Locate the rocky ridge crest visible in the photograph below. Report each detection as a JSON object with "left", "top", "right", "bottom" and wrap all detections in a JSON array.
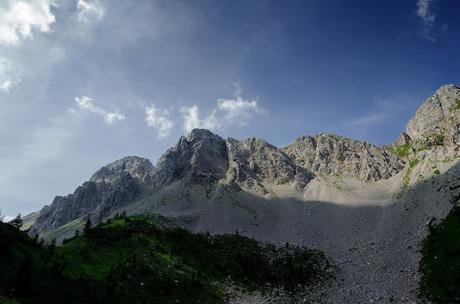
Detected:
[{"left": 283, "top": 133, "right": 404, "bottom": 181}]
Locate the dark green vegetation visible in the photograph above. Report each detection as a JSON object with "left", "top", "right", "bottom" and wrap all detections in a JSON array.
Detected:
[
  {"left": 420, "top": 206, "right": 460, "bottom": 303},
  {"left": 455, "top": 99, "right": 460, "bottom": 110},
  {"left": 391, "top": 143, "right": 412, "bottom": 157},
  {"left": 434, "top": 133, "right": 445, "bottom": 146},
  {"left": 402, "top": 158, "right": 420, "bottom": 190},
  {"left": 0, "top": 215, "right": 332, "bottom": 304},
  {"left": 409, "top": 159, "right": 420, "bottom": 168}
]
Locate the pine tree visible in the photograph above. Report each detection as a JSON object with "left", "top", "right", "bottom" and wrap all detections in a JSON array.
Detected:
[
  {"left": 9, "top": 214, "right": 23, "bottom": 229},
  {"left": 84, "top": 217, "right": 92, "bottom": 233}
]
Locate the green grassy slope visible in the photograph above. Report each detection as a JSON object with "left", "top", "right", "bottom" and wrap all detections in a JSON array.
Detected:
[
  {"left": 0, "top": 215, "right": 332, "bottom": 304},
  {"left": 420, "top": 206, "right": 460, "bottom": 303}
]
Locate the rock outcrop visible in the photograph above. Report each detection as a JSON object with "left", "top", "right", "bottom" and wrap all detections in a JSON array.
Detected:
[
  {"left": 149, "top": 129, "right": 229, "bottom": 188},
  {"left": 29, "top": 157, "right": 151, "bottom": 235},
  {"left": 406, "top": 85, "right": 460, "bottom": 141},
  {"left": 226, "top": 137, "right": 312, "bottom": 194},
  {"left": 399, "top": 85, "right": 460, "bottom": 156},
  {"left": 283, "top": 133, "right": 405, "bottom": 181},
  {"left": 90, "top": 156, "right": 153, "bottom": 184}
]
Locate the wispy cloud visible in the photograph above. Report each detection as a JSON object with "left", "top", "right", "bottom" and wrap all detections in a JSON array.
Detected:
[
  {"left": 145, "top": 105, "right": 174, "bottom": 138},
  {"left": 348, "top": 112, "right": 387, "bottom": 127},
  {"left": 0, "top": 0, "right": 56, "bottom": 46},
  {"left": 74, "top": 96, "right": 126, "bottom": 124},
  {"left": 180, "top": 83, "right": 263, "bottom": 133},
  {"left": 415, "top": 0, "right": 437, "bottom": 41},
  {"left": 180, "top": 105, "right": 219, "bottom": 133},
  {"left": 347, "top": 95, "right": 412, "bottom": 128},
  {"left": 217, "top": 97, "right": 262, "bottom": 125},
  {"left": 416, "top": 0, "right": 436, "bottom": 25},
  {"left": 77, "top": 0, "right": 105, "bottom": 23},
  {"left": 0, "top": 58, "right": 21, "bottom": 93}
]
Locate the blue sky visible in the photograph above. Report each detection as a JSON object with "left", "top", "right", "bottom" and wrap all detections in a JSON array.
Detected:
[{"left": 0, "top": 0, "right": 459, "bottom": 217}]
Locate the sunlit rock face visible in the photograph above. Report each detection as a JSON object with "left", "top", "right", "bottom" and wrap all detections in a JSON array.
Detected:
[
  {"left": 404, "top": 85, "right": 460, "bottom": 154},
  {"left": 283, "top": 133, "right": 404, "bottom": 181}
]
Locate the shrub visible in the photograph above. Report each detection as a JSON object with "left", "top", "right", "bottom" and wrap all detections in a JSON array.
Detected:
[
  {"left": 402, "top": 159, "right": 420, "bottom": 190},
  {"left": 409, "top": 159, "right": 420, "bottom": 168},
  {"left": 434, "top": 134, "right": 444, "bottom": 146},
  {"left": 392, "top": 144, "right": 412, "bottom": 157}
]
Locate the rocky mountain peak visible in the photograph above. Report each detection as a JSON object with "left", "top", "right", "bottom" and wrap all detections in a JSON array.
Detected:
[
  {"left": 405, "top": 84, "right": 460, "bottom": 141},
  {"left": 89, "top": 156, "right": 154, "bottom": 184},
  {"left": 186, "top": 128, "right": 222, "bottom": 142},
  {"left": 149, "top": 129, "right": 228, "bottom": 188},
  {"left": 392, "top": 84, "right": 460, "bottom": 158}
]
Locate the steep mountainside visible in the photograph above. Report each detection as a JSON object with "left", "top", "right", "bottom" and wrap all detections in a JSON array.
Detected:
[
  {"left": 29, "top": 156, "right": 153, "bottom": 235},
  {"left": 394, "top": 84, "right": 460, "bottom": 159},
  {"left": 25, "top": 84, "right": 460, "bottom": 303}
]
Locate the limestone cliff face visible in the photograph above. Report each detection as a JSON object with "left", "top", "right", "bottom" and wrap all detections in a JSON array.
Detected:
[
  {"left": 392, "top": 85, "right": 460, "bottom": 158},
  {"left": 406, "top": 85, "right": 460, "bottom": 142},
  {"left": 29, "top": 157, "right": 151, "bottom": 235},
  {"left": 149, "top": 129, "right": 229, "bottom": 189},
  {"left": 226, "top": 137, "right": 312, "bottom": 194},
  {"left": 283, "top": 133, "right": 405, "bottom": 182},
  {"left": 89, "top": 156, "right": 153, "bottom": 184}
]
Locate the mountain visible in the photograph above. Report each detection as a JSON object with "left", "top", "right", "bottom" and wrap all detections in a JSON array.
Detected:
[
  {"left": 29, "top": 128, "right": 407, "bottom": 237},
  {"left": 26, "top": 84, "right": 460, "bottom": 303}
]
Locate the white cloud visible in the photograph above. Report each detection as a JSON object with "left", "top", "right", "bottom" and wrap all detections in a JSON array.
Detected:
[
  {"left": 217, "top": 97, "right": 262, "bottom": 125},
  {"left": 180, "top": 105, "right": 219, "bottom": 133},
  {"left": 180, "top": 83, "right": 263, "bottom": 133},
  {"left": 0, "top": 80, "right": 13, "bottom": 92},
  {"left": 0, "top": 57, "right": 21, "bottom": 93},
  {"left": 416, "top": 0, "right": 436, "bottom": 25},
  {"left": 0, "top": 0, "right": 56, "bottom": 46},
  {"left": 217, "top": 81, "right": 262, "bottom": 125},
  {"left": 74, "top": 96, "right": 125, "bottom": 124},
  {"left": 77, "top": 0, "right": 105, "bottom": 23},
  {"left": 416, "top": 0, "right": 437, "bottom": 41},
  {"left": 145, "top": 105, "right": 174, "bottom": 138}
]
